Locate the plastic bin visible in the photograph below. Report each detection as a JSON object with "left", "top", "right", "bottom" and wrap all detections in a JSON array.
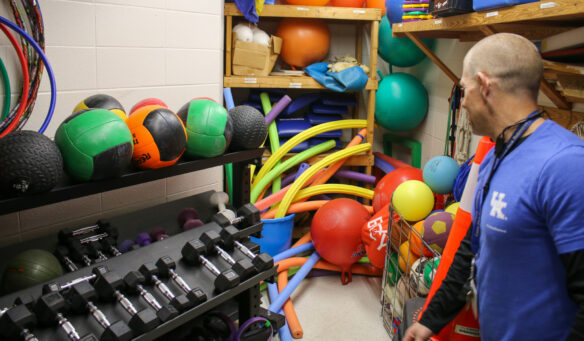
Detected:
[{"left": 251, "top": 214, "right": 295, "bottom": 257}]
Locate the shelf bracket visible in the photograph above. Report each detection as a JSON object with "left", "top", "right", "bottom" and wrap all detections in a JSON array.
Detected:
[{"left": 404, "top": 32, "right": 460, "bottom": 86}]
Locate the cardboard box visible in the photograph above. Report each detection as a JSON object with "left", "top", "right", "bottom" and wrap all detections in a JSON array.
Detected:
[{"left": 232, "top": 33, "right": 282, "bottom": 76}]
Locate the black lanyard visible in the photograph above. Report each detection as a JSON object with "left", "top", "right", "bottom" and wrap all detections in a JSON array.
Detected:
[{"left": 470, "top": 109, "right": 543, "bottom": 253}]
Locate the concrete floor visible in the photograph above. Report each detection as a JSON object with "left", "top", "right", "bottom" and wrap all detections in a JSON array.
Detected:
[{"left": 261, "top": 275, "right": 391, "bottom": 340}]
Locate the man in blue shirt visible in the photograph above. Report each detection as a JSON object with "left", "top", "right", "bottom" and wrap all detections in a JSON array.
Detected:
[{"left": 404, "top": 33, "right": 584, "bottom": 340}]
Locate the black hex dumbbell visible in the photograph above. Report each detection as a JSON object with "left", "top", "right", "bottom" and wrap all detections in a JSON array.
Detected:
[
  {"left": 42, "top": 266, "right": 109, "bottom": 295},
  {"left": 220, "top": 225, "right": 273, "bottom": 272},
  {"left": 155, "top": 256, "right": 207, "bottom": 306},
  {"left": 93, "top": 269, "right": 159, "bottom": 334},
  {"left": 57, "top": 220, "right": 112, "bottom": 244},
  {"left": 0, "top": 303, "right": 39, "bottom": 341},
  {"left": 123, "top": 271, "right": 178, "bottom": 323},
  {"left": 139, "top": 263, "right": 192, "bottom": 312},
  {"left": 65, "top": 239, "right": 94, "bottom": 267},
  {"left": 100, "top": 237, "right": 122, "bottom": 257},
  {"left": 55, "top": 245, "right": 79, "bottom": 272},
  {"left": 181, "top": 238, "right": 240, "bottom": 293},
  {"left": 200, "top": 230, "right": 256, "bottom": 280},
  {"left": 35, "top": 291, "right": 98, "bottom": 340},
  {"left": 66, "top": 281, "right": 133, "bottom": 341},
  {"left": 212, "top": 203, "right": 260, "bottom": 229}
]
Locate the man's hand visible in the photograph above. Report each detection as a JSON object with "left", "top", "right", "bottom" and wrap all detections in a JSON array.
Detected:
[{"left": 403, "top": 322, "right": 433, "bottom": 341}]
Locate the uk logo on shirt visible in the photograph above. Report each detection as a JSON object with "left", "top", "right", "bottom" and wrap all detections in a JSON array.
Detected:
[{"left": 489, "top": 191, "right": 508, "bottom": 221}]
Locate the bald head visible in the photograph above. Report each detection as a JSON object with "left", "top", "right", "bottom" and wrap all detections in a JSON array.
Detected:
[{"left": 463, "top": 33, "right": 543, "bottom": 100}]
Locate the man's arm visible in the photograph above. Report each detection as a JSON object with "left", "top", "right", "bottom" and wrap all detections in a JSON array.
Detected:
[
  {"left": 417, "top": 225, "right": 475, "bottom": 334},
  {"left": 560, "top": 250, "right": 584, "bottom": 341}
]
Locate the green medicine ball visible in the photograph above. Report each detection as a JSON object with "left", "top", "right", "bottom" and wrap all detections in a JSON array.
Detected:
[
  {"left": 177, "top": 99, "right": 233, "bottom": 158},
  {"left": 55, "top": 108, "right": 133, "bottom": 181},
  {"left": 1, "top": 249, "right": 63, "bottom": 295}
]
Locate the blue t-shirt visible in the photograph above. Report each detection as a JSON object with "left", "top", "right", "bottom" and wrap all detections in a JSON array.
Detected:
[{"left": 473, "top": 120, "right": 584, "bottom": 341}]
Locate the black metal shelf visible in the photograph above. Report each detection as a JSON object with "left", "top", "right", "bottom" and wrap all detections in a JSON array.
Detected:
[{"left": 0, "top": 148, "right": 263, "bottom": 215}]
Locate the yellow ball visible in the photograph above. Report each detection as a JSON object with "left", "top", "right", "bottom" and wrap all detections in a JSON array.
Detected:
[
  {"left": 445, "top": 202, "right": 460, "bottom": 215},
  {"left": 392, "top": 180, "right": 434, "bottom": 221}
]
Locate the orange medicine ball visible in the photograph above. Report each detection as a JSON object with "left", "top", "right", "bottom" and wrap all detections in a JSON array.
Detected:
[
  {"left": 276, "top": 18, "right": 330, "bottom": 68},
  {"left": 125, "top": 105, "right": 187, "bottom": 169}
]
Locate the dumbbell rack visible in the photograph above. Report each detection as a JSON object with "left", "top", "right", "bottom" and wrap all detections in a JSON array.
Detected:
[{"left": 0, "top": 191, "right": 278, "bottom": 340}]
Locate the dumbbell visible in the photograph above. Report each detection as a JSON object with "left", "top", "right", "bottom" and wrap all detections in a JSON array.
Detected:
[
  {"left": 220, "top": 225, "right": 273, "bottom": 272},
  {"left": 211, "top": 203, "right": 260, "bottom": 229},
  {"left": 210, "top": 192, "right": 236, "bottom": 221},
  {"left": 200, "top": 230, "right": 256, "bottom": 280},
  {"left": 66, "top": 281, "right": 133, "bottom": 341},
  {"left": 35, "top": 291, "right": 98, "bottom": 340},
  {"left": 118, "top": 240, "right": 138, "bottom": 254},
  {"left": 65, "top": 239, "right": 94, "bottom": 267},
  {"left": 100, "top": 237, "right": 122, "bottom": 257},
  {"left": 149, "top": 228, "right": 169, "bottom": 241},
  {"left": 178, "top": 208, "right": 205, "bottom": 231},
  {"left": 43, "top": 266, "right": 109, "bottom": 295},
  {"left": 0, "top": 304, "right": 39, "bottom": 341},
  {"left": 155, "top": 256, "right": 207, "bottom": 306},
  {"left": 181, "top": 238, "right": 240, "bottom": 293},
  {"left": 92, "top": 269, "right": 159, "bottom": 334},
  {"left": 123, "top": 271, "right": 179, "bottom": 322},
  {"left": 86, "top": 240, "right": 109, "bottom": 262},
  {"left": 55, "top": 245, "right": 79, "bottom": 272},
  {"left": 139, "top": 263, "right": 192, "bottom": 312},
  {"left": 57, "top": 219, "right": 111, "bottom": 243}
]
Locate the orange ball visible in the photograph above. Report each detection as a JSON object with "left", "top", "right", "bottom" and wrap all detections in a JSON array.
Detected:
[
  {"left": 276, "top": 18, "right": 330, "bottom": 68},
  {"left": 398, "top": 240, "right": 419, "bottom": 274},
  {"left": 331, "top": 0, "right": 365, "bottom": 6},
  {"left": 366, "top": 0, "right": 386, "bottom": 14},
  {"left": 125, "top": 106, "right": 187, "bottom": 169},
  {"left": 409, "top": 220, "right": 435, "bottom": 257}
]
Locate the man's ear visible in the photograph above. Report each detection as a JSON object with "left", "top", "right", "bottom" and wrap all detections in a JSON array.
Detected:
[{"left": 476, "top": 72, "right": 491, "bottom": 98}]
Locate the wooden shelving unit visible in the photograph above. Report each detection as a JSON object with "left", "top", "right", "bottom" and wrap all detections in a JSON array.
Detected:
[
  {"left": 391, "top": 0, "right": 584, "bottom": 112},
  {"left": 224, "top": 3, "right": 381, "bottom": 175}
]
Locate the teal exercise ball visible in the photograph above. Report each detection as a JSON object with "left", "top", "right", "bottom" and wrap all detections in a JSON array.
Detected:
[
  {"left": 378, "top": 15, "right": 434, "bottom": 67},
  {"left": 375, "top": 72, "right": 428, "bottom": 132},
  {"left": 423, "top": 155, "right": 460, "bottom": 194}
]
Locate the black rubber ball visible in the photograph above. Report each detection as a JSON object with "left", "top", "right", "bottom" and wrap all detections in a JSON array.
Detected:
[
  {"left": 228, "top": 105, "right": 268, "bottom": 151},
  {"left": 0, "top": 130, "right": 63, "bottom": 196}
]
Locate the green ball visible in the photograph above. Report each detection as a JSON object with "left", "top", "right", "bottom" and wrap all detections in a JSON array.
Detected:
[
  {"left": 423, "top": 256, "right": 440, "bottom": 289},
  {"left": 378, "top": 15, "right": 435, "bottom": 67},
  {"left": 375, "top": 72, "right": 428, "bottom": 132},
  {"left": 2, "top": 249, "right": 63, "bottom": 295},
  {"left": 386, "top": 252, "right": 401, "bottom": 286},
  {"left": 177, "top": 99, "right": 233, "bottom": 158},
  {"left": 55, "top": 108, "right": 134, "bottom": 181}
]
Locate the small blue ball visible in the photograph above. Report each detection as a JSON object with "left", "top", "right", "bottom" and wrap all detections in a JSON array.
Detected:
[{"left": 423, "top": 156, "right": 460, "bottom": 194}]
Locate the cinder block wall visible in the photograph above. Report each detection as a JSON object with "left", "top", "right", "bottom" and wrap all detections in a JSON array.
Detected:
[{"left": 0, "top": 1, "right": 225, "bottom": 247}]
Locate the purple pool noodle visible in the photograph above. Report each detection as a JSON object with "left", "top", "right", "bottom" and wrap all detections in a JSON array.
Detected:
[
  {"left": 269, "top": 252, "right": 321, "bottom": 313},
  {"left": 273, "top": 242, "right": 315, "bottom": 263},
  {"left": 334, "top": 169, "right": 376, "bottom": 184},
  {"left": 403, "top": 7, "right": 429, "bottom": 11},
  {"left": 374, "top": 156, "right": 395, "bottom": 174},
  {"left": 223, "top": 88, "right": 235, "bottom": 110},
  {"left": 281, "top": 173, "right": 297, "bottom": 187},
  {"left": 268, "top": 283, "right": 293, "bottom": 341},
  {"left": 295, "top": 163, "right": 310, "bottom": 181},
  {"left": 265, "top": 95, "right": 292, "bottom": 125},
  {"left": 312, "top": 194, "right": 332, "bottom": 201}
]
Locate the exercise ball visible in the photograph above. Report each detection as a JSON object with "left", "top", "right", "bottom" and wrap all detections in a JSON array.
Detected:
[
  {"left": 74, "top": 94, "right": 127, "bottom": 120},
  {"left": 373, "top": 166, "right": 423, "bottom": 213},
  {"left": 423, "top": 155, "right": 460, "bottom": 194},
  {"left": 386, "top": 252, "right": 401, "bottom": 285},
  {"left": 445, "top": 202, "right": 460, "bottom": 215},
  {"left": 331, "top": 0, "right": 366, "bottom": 7},
  {"left": 55, "top": 109, "right": 133, "bottom": 181},
  {"left": 392, "top": 180, "right": 434, "bottom": 221},
  {"left": 311, "top": 198, "right": 371, "bottom": 284},
  {"left": 378, "top": 15, "right": 434, "bottom": 67},
  {"left": 398, "top": 240, "right": 418, "bottom": 274},
  {"left": 177, "top": 98, "right": 233, "bottom": 158},
  {"left": 421, "top": 211, "right": 454, "bottom": 253},
  {"left": 129, "top": 98, "right": 168, "bottom": 116},
  {"left": 276, "top": 18, "right": 330, "bottom": 68},
  {"left": 386, "top": 0, "right": 404, "bottom": 24},
  {"left": 125, "top": 106, "right": 187, "bottom": 169},
  {"left": 0, "top": 131, "right": 63, "bottom": 196},
  {"left": 367, "top": 0, "right": 386, "bottom": 14},
  {"left": 228, "top": 105, "right": 268, "bottom": 151},
  {"left": 1, "top": 249, "right": 63, "bottom": 295},
  {"left": 375, "top": 72, "right": 428, "bottom": 132},
  {"left": 409, "top": 220, "right": 435, "bottom": 257},
  {"left": 410, "top": 257, "right": 431, "bottom": 295},
  {"left": 424, "top": 256, "right": 440, "bottom": 289}
]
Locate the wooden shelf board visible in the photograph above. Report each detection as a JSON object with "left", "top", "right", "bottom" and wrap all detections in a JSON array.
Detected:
[
  {"left": 392, "top": 0, "right": 584, "bottom": 39},
  {"left": 224, "top": 75, "right": 378, "bottom": 90},
  {"left": 225, "top": 3, "right": 382, "bottom": 21}
]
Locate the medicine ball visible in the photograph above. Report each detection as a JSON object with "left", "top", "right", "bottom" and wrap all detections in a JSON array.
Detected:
[
  {"left": 125, "top": 106, "right": 187, "bottom": 169},
  {"left": 0, "top": 130, "right": 63, "bottom": 196},
  {"left": 74, "top": 94, "right": 127, "bottom": 120},
  {"left": 1, "top": 249, "right": 63, "bottom": 295},
  {"left": 129, "top": 98, "right": 168, "bottom": 116},
  {"left": 55, "top": 108, "right": 133, "bottom": 181},
  {"left": 228, "top": 105, "right": 267, "bottom": 151},
  {"left": 177, "top": 98, "right": 233, "bottom": 158}
]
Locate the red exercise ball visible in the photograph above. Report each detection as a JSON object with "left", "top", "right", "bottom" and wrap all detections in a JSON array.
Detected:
[
  {"left": 130, "top": 98, "right": 168, "bottom": 116},
  {"left": 331, "top": 0, "right": 366, "bottom": 7},
  {"left": 372, "top": 166, "right": 423, "bottom": 213},
  {"left": 311, "top": 198, "right": 371, "bottom": 284},
  {"left": 276, "top": 18, "right": 330, "bottom": 68}
]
